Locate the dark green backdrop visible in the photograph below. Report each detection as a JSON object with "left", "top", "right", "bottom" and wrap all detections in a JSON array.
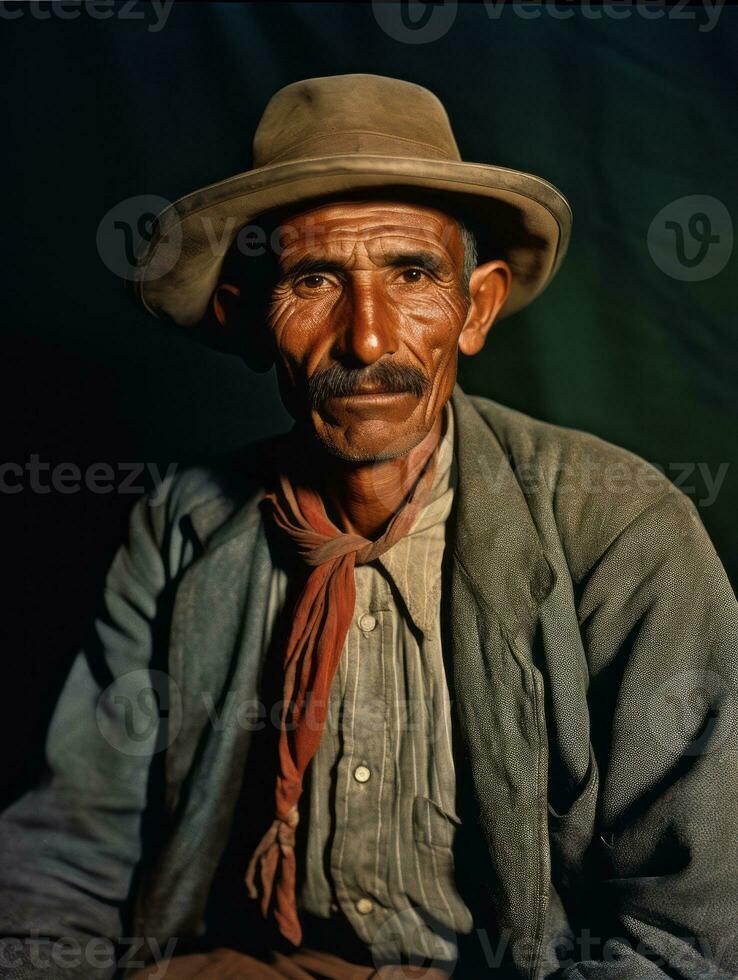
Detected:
[{"left": 3, "top": 0, "right": 736, "bottom": 803}]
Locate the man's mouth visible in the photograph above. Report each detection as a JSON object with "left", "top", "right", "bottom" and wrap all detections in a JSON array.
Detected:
[
  {"left": 334, "top": 385, "right": 408, "bottom": 398},
  {"left": 321, "top": 387, "right": 417, "bottom": 419}
]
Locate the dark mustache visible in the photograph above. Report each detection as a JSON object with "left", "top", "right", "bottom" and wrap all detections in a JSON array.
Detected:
[{"left": 308, "top": 361, "right": 429, "bottom": 407}]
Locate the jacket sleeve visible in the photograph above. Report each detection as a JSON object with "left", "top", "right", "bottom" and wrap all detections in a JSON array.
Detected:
[
  {"left": 0, "top": 491, "right": 173, "bottom": 980},
  {"left": 564, "top": 487, "right": 738, "bottom": 980}
]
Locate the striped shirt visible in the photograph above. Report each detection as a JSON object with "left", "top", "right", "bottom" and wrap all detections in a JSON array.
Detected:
[{"left": 262, "top": 399, "right": 472, "bottom": 966}]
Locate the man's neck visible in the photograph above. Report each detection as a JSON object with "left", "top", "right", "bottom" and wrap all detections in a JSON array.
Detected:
[{"left": 313, "top": 413, "right": 445, "bottom": 540}]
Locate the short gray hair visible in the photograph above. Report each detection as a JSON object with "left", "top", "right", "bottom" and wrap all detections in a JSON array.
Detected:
[{"left": 458, "top": 221, "right": 478, "bottom": 298}]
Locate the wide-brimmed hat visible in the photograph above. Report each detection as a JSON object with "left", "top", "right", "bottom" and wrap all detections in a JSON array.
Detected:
[{"left": 132, "top": 74, "right": 571, "bottom": 338}]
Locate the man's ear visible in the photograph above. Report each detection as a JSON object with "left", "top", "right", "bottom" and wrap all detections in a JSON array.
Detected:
[
  {"left": 458, "top": 260, "right": 512, "bottom": 357},
  {"left": 212, "top": 282, "right": 242, "bottom": 328},
  {"left": 209, "top": 281, "right": 275, "bottom": 371}
]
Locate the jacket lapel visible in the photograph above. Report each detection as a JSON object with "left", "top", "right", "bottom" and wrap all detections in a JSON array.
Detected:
[
  {"left": 132, "top": 482, "right": 279, "bottom": 947},
  {"left": 448, "top": 385, "right": 555, "bottom": 979},
  {"left": 164, "top": 491, "right": 269, "bottom": 811},
  {"left": 163, "top": 434, "right": 296, "bottom": 813}
]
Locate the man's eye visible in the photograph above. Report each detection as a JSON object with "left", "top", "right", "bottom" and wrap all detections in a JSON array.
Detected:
[
  {"left": 297, "top": 274, "right": 327, "bottom": 289},
  {"left": 400, "top": 268, "right": 426, "bottom": 283}
]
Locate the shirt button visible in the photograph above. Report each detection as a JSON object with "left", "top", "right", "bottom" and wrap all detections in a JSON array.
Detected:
[
  {"left": 355, "top": 898, "right": 374, "bottom": 915},
  {"left": 353, "top": 764, "right": 371, "bottom": 783},
  {"left": 358, "top": 613, "right": 377, "bottom": 632}
]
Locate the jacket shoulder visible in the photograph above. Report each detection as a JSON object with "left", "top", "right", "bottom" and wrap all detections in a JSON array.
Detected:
[
  {"left": 148, "top": 433, "right": 285, "bottom": 546},
  {"left": 466, "top": 394, "right": 693, "bottom": 581},
  {"left": 467, "top": 394, "right": 668, "bottom": 481}
]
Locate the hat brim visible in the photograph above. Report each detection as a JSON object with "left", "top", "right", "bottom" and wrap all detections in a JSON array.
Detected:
[{"left": 132, "top": 154, "right": 571, "bottom": 333}]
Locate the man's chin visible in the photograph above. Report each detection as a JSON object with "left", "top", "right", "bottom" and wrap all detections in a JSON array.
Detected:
[
  {"left": 311, "top": 422, "right": 427, "bottom": 465},
  {"left": 321, "top": 443, "right": 407, "bottom": 464}
]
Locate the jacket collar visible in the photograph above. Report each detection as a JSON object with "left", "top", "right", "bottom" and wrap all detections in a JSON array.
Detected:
[{"left": 449, "top": 383, "right": 554, "bottom": 640}]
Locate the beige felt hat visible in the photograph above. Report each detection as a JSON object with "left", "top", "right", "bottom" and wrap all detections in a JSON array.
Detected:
[{"left": 132, "top": 73, "right": 571, "bottom": 336}]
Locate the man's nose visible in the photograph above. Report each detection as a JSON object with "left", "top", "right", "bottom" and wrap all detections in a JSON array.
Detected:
[{"left": 332, "top": 276, "right": 397, "bottom": 366}]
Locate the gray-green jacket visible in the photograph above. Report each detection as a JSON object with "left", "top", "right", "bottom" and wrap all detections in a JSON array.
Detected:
[{"left": 1, "top": 385, "right": 736, "bottom": 979}]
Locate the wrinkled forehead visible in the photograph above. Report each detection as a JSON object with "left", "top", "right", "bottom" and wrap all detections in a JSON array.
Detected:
[{"left": 274, "top": 199, "right": 463, "bottom": 260}]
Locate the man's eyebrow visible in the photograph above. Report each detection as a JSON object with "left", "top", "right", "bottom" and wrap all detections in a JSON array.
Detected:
[
  {"left": 279, "top": 255, "right": 348, "bottom": 280},
  {"left": 279, "top": 249, "right": 450, "bottom": 280},
  {"left": 379, "top": 249, "right": 448, "bottom": 273}
]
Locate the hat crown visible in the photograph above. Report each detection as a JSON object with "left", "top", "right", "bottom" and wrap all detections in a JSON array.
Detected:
[{"left": 252, "top": 74, "right": 461, "bottom": 168}]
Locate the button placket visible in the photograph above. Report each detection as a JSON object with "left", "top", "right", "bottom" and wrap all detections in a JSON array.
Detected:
[
  {"left": 330, "top": 570, "right": 392, "bottom": 935},
  {"left": 355, "top": 611, "right": 388, "bottom": 927}
]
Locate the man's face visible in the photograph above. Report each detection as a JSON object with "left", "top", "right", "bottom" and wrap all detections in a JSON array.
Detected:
[{"left": 265, "top": 200, "right": 471, "bottom": 463}]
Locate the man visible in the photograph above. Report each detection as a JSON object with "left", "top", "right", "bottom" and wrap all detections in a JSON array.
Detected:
[{"left": 1, "top": 74, "right": 736, "bottom": 980}]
